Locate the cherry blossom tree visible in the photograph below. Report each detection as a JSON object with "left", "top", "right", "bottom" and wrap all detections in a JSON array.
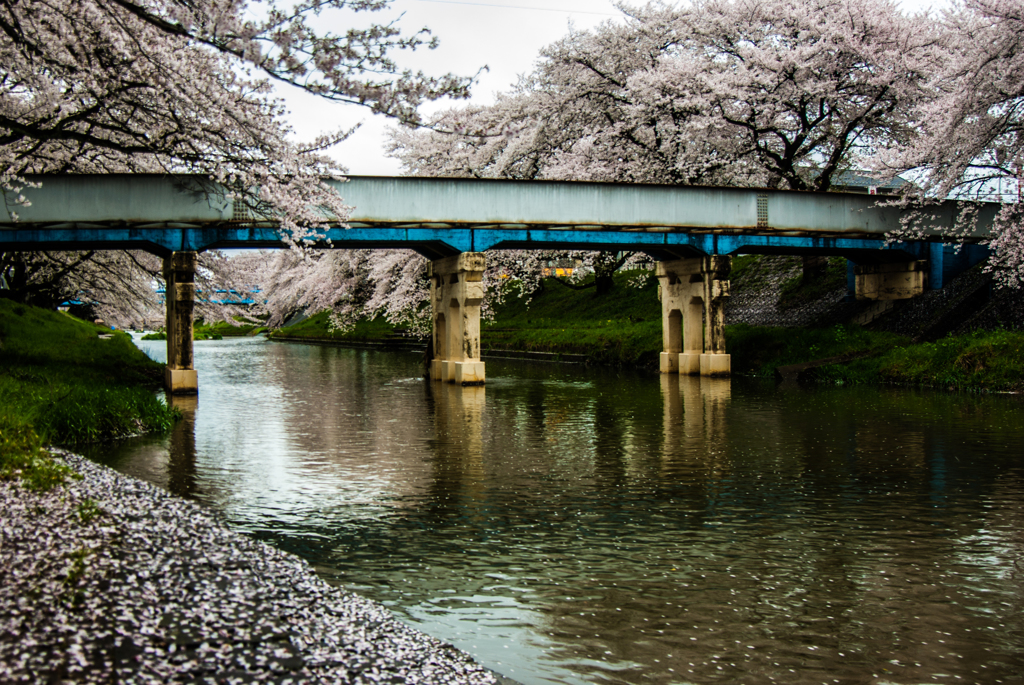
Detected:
[
  {"left": 1, "top": 0, "right": 472, "bottom": 321},
  {"left": 386, "top": 0, "right": 939, "bottom": 292},
  {"left": 876, "top": 0, "right": 1024, "bottom": 287},
  {"left": 0, "top": 248, "right": 253, "bottom": 328},
  {"left": 0, "top": 251, "right": 161, "bottom": 325},
  {"left": 252, "top": 248, "right": 432, "bottom": 333},
  {"left": 392, "top": 0, "right": 936, "bottom": 190}
]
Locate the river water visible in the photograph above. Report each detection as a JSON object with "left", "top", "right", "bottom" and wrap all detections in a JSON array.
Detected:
[{"left": 85, "top": 335, "right": 1024, "bottom": 684}]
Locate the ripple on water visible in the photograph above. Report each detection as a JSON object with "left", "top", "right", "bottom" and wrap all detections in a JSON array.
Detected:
[{"left": 90, "top": 341, "right": 1024, "bottom": 685}]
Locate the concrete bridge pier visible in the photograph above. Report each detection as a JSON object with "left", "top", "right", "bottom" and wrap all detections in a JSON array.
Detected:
[
  {"left": 163, "top": 251, "right": 199, "bottom": 394},
  {"left": 657, "top": 256, "right": 732, "bottom": 376},
  {"left": 854, "top": 261, "right": 928, "bottom": 300},
  {"left": 428, "top": 253, "right": 486, "bottom": 385}
]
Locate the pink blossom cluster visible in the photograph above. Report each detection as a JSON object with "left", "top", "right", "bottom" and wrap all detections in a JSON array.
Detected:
[
  {"left": 1, "top": 0, "right": 472, "bottom": 320},
  {"left": 386, "top": 0, "right": 1024, "bottom": 288}
]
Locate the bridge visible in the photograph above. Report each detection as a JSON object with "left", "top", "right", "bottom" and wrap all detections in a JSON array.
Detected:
[{"left": 1, "top": 174, "right": 998, "bottom": 390}]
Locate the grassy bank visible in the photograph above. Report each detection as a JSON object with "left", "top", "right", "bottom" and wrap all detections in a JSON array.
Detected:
[
  {"left": 267, "top": 311, "right": 403, "bottom": 342},
  {"left": 143, "top": 318, "right": 266, "bottom": 341},
  {"left": 0, "top": 300, "right": 177, "bottom": 485},
  {"left": 483, "top": 273, "right": 662, "bottom": 366},
  {"left": 727, "top": 323, "right": 908, "bottom": 375},
  {"left": 816, "top": 328, "right": 1024, "bottom": 392}
]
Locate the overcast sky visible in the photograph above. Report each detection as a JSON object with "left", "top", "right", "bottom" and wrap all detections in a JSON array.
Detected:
[{"left": 277, "top": 0, "right": 941, "bottom": 177}]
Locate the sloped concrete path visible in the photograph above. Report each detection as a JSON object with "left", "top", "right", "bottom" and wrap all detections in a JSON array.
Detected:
[{"left": 0, "top": 451, "right": 497, "bottom": 685}]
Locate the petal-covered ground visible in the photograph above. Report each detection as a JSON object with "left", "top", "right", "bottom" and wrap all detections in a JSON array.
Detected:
[{"left": 0, "top": 451, "right": 498, "bottom": 684}]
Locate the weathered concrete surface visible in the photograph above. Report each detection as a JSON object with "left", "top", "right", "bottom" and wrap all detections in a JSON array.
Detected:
[
  {"left": 855, "top": 261, "right": 927, "bottom": 301},
  {"left": 0, "top": 451, "right": 498, "bottom": 684},
  {"left": 163, "top": 252, "right": 198, "bottom": 394},
  {"left": 656, "top": 258, "right": 703, "bottom": 374},
  {"left": 429, "top": 253, "right": 486, "bottom": 385},
  {"left": 656, "top": 256, "right": 732, "bottom": 376}
]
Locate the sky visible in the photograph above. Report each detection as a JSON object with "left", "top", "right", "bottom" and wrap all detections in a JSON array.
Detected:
[{"left": 277, "top": 0, "right": 941, "bottom": 177}]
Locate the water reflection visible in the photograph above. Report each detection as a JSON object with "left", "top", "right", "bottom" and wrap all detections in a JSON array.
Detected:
[
  {"left": 84, "top": 338, "right": 1024, "bottom": 685},
  {"left": 661, "top": 375, "right": 732, "bottom": 460},
  {"left": 167, "top": 395, "right": 198, "bottom": 498}
]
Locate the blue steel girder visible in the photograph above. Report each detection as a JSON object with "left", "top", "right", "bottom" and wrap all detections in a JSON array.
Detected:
[
  {"left": 0, "top": 174, "right": 1000, "bottom": 260},
  {"left": 0, "top": 225, "right": 476, "bottom": 259},
  {"left": 473, "top": 229, "right": 931, "bottom": 262},
  {"left": 0, "top": 223, "right": 936, "bottom": 262}
]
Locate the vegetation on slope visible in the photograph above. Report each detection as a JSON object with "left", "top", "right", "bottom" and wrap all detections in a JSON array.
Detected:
[
  {"left": 816, "top": 328, "right": 1024, "bottom": 392},
  {"left": 0, "top": 300, "right": 177, "bottom": 489},
  {"left": 482, "top": 272, "right": 662, "bottom": 366},
  {"left": 267, "top": 311, "right": 402, "bottom": 342},
  {"left": 777, "top": 257, "right": 848, "bottom": 310},
  {"left": 727, "top": 323, "right": 908, "bottom": 375},
  {"left": 142, "top": 317, "right": 266, "bottom": 341},
  {"left": 0, "top": 418, "right": 78, "bottom": 492}
]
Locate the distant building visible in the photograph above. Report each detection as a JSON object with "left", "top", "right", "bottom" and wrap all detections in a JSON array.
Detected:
[{"left": 827, "top": 171, "right": 910, "bottom": 196}]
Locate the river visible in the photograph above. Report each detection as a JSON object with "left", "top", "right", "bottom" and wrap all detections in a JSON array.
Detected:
[{"left": 83, "top": 335, "right": 1024, "bottom": 684}]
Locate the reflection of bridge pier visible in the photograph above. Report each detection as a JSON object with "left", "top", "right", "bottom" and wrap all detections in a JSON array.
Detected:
[
  {"left": 166, "top": 394, "right": 199, "bottom": 498},
  {"left": 661, "top": 375, "right": 732, "bottom": 458},
  {"left": 428, "top": 383, "right": 486, "bottom": 503}
]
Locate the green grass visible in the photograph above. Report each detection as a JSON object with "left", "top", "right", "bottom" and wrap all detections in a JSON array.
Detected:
[
  {"left": 727, "top": 254, "right": 764, "bottom": 284},
  {"left": 0, "top": 417, "right": 79, "bottom": 491},
  {"left": 482, "top": 271, "right": 662, "bottom": 365},
  {"left": 731, "top": 323, "right": 1024, "bottom": 392},
  {"left": 142, "top": 317, "right": 265, "bottom": 341},
  {"left": 727, "top": 323, "right": 909, "bottom": 376},
  {"left": 816, "top": 328, "right": 1024, "bottom": 392},
  {"left": 0, "top": 300, "right": 178, "bottom": 472},
  {"left": 267, "top": 311, "right": 405, "bottom": 341}
]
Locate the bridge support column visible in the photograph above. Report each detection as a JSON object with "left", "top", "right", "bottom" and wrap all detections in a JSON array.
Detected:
[
  {"left": 700, "top": 256, "right": 731, "bottom": 377},
  {"left": 854, "top": 261, "right": 927, "bottom": 300},
  {"left": 164, "top": 251, "right": 198, "bottom": 394},
  {"left": 656, "top": 256, "right": 731, "bottom": 376},
  {"left": 657, "top": 258, "right": 704, "bottom": 374},
  {"left": 428, "top": 253, "right": 486, "bottom": 385}
]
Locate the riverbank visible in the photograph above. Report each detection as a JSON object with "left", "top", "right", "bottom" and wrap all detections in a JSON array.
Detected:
[
  {"left": 266, "top": 271, "right": 664, "bottom": 366},
  {"left": 142, "top": 318, "right": 266, "bottom": 341},
  {"left": 0, "top": 300, "right": 177, "bottom": 451},
  {"left": 265, "top": 261, "right": 1024, "bottom": 392},
  {"left": 0, "top": 449, "right": 498, "bottom": 684}
]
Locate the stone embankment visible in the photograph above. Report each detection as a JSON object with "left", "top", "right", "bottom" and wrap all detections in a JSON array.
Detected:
[
  {"left": 727, "top": 255, "right": 1024, "bottom": 337},
  {"left": 0, "top": 452, "right": 498, "bottom": 685},
  {"left": 727, "top": 256, "right": 852, "bottom": 327}
]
